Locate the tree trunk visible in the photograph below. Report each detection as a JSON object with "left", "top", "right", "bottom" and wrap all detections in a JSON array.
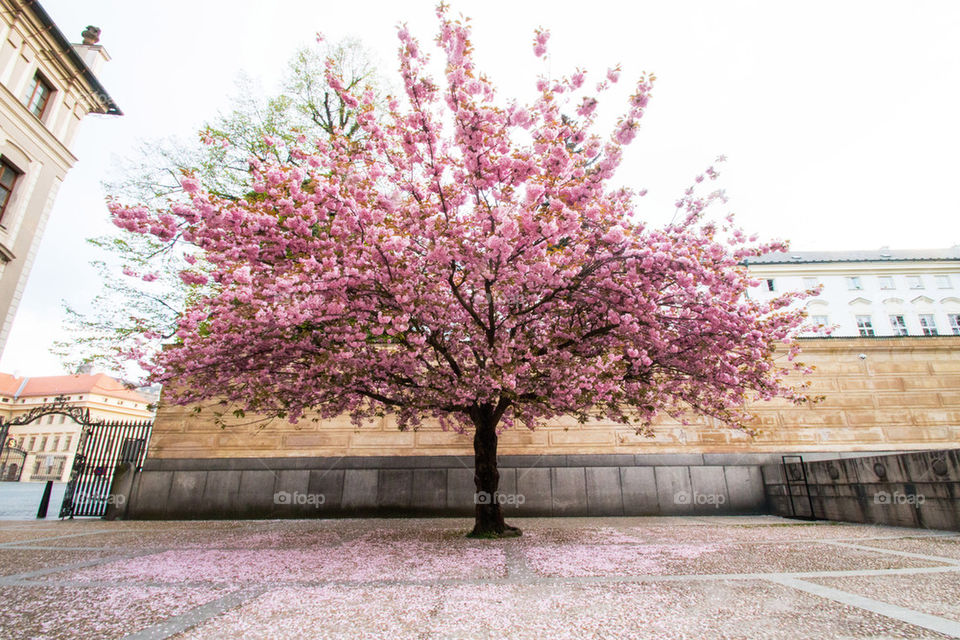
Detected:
[{"left": 468, "top": 409, "right": 521, "bottom": 538}]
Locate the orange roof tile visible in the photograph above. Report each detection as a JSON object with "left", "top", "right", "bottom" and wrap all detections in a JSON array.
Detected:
[
  {"left": 0, "top": 372, "right": 24, "bottom": 396},
  {"left": 0, "top": 372, "right": 148, "bottom": 404}
]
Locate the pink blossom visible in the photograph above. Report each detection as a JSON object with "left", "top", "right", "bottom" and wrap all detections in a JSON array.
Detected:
[{"left": 180, "top": 176, "right": 200, "bottom": 193}]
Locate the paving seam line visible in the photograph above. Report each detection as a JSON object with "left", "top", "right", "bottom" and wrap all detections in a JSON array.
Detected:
[
  {"left": 817, "top": 540, "right": 960, "bottom": 566},
  {"left": 0, "top": 530, "right": 122, "bottom": 548},
  {"left": 12, "top": 565, "right": 960, "bottom": 592},
  {"left": 0, "top": 549, "right": 159, "bottom": 582},
  {"left": 767, "top": 575, "right": 960, "bottom": 639},
  {"left": 118, "top": 585, "right": 270, "bottom": 640}
]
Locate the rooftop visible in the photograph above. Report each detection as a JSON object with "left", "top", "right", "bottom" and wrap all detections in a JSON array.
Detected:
[
  {"left": 0, "top": 372, "right": 147, "bottom": 403},
  {"left": 744, "top": 246, "right": 960, "bottom": 265}
]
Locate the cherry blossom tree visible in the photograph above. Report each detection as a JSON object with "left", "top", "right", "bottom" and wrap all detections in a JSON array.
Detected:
[{"left": 113, "top": 7, "right": 812, "bottom": 537}]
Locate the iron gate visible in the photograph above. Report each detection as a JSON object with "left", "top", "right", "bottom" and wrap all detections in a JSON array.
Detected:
[
  {"left": 781, "top": 454, "right": 817, "bottom": 520},
  {"left": 0, "top": 441, "right": 26, "bottom": 481},
  {"left": 59, "top": 420, "right": 153, "bottom": 518}
]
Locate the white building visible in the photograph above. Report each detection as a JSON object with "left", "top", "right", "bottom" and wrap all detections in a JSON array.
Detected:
[
  {"left": 745, "top": 247, "right": 960, "bottom": 338},
  {"left": 0, "top": 2, "right": 120, "bottom": 356},
  {"left": 0, "top": 372, "right": 152, "bottom": 482}
]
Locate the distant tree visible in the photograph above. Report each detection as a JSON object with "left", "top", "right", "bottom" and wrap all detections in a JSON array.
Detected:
[
  {"left": 112, "top": 7, "right": 813, "bottom": 537},
  {"left": 53, "top": 39, "right": 382, "bottom": 376}
]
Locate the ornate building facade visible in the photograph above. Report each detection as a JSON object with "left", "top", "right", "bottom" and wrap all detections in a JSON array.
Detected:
[
  {"left": 0, "top": 372, "right": 151, "bottom": 482},
  {"left": 0, "top": 1, "right": 120, "bottom": 356}
]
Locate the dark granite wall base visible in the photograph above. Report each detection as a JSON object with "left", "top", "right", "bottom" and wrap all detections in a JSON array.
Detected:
[
  {"left": 125, "top": 454, "right": 772, "bottom": 519},
  {"left": 762, "top": 449, "right": 960, "bottom": 531}
]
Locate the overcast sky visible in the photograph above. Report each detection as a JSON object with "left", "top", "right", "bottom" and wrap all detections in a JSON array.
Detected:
[{"left": 1, "top": 0, "right": 958, "bottom": 376}]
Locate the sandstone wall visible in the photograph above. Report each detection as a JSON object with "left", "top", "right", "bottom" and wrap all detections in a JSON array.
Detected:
[{"left": 145, "top": 336, "right": 960, "bottom": 460}]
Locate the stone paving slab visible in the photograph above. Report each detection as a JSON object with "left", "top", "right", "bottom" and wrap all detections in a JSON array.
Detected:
[
  {"left": 856, "top": 536, "right": 960, "bottom": 561},
  {"left": 0, "top": 585, "right": 228, "bottom": 640},
  {"left": 0, "top": 516, "right": 957, "bottom": 639},
  {"left": 175, "top": 581, "right": 951, "bottom": 640},
  {"left": 808, "top": 573, "right": 960, "bottom": 624},
  {"left": 519, "top": 540, "right": 945, "bottom": 577},
  {"left": 0, "top": 548, "right": 120, "bottom": 576}
]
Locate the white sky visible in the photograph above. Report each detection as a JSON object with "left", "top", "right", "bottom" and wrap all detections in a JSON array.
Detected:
[{"left": 2, "top": 0, "right": 959, "bottom": 376}]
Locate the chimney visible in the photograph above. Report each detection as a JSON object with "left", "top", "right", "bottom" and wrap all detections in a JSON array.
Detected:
[{"left": 72, "top": 26, "right": 111, "bottom": 75}]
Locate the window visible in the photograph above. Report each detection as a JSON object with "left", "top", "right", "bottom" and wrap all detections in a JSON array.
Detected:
[
  {"left": 62, "top": 435, "right": 72, "bottom": 451},
  {"left": 27, "top": 436, "right": 36, "bottom": 451},
  {"left": 919, "top": 314, "right": 938, "bottom": 336},
  {"left": 58, "top": 415, "right": 65, "bottom": 424},
  {"left": 847, "top": 276, "right": 863, "bottom": 290},
  {"left": 765, "top": 279, "right": 776, "bottom": 292},
  {"left": 22, "top": 72, "right": 53, "bottom": 118},
  {"left": 878, "top": 276, "right": 895, "bottom": 290},
  {"left": 949, "top": 314, "right": 960, "bottom": 335},
  {"left": 907, "top": 276, "right": 924, "bottom": 289},
  {"left": 51, "top": 435, "right": 60, "bottom": 451},
  {"left": 935, "top": 275, "right": 952, "bottom": 289},
  {"left": 39, "top": 436, "right": 47, "bottom": 451},
  {"left": 811, "top": 315, "right": 829, "bottom": 333},
  {"left": 889, "top": 315, "right": 908, "bottom": 336},
  {"left": 856, "top": 315, "right": 875, "bottom": 336},
  {"left": 0, "top": 158, "right": 21, "bottom": 225},
  {"left": 802, "top": 277, "right": 819, "bottom": 289}
]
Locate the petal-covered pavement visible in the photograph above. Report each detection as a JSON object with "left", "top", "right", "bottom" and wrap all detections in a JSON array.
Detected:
[{"left": 0, "top": 516, "right": 959, "bottom": 639}]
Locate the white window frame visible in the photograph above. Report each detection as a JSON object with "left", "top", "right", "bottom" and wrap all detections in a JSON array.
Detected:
[
  {"left": 847, "top": 276, "right": 863, "bottom": 290},
  {"left": 934, "top": 275, "right": 952, "bottom": 289},
  {"left": 918, "top": 314, "right": 938, "bottom": 336},
  {"left": 907, "top": 275, "right": 924, "bottom": 290},
  {"left": 888, "top": 314, "right": 908, "bottom": 336},
  {"left": 855, "top": 315, "right": 875, "bottom": 336},
  {"left": 949, "top": 314, "right": 960, "bottom": 336},
  {"left": 878, "top": 276, "right": 895, "bottom": 290}
]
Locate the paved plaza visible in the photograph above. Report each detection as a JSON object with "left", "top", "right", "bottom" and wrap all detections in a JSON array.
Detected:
[{"left": 0, "top": 516, "right": 958, "bottom": 639}]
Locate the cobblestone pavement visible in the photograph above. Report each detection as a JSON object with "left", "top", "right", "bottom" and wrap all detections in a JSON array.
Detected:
[{"left": 0, "top": 516, "right": 958, "bottom": 639}]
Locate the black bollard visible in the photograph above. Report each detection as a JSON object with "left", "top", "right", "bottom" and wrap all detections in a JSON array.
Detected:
[{"left": 37, "top": 480, "right": 53, "bottom": 519}]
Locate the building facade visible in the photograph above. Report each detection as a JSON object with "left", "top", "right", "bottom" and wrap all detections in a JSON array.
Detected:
[
  {"left": 0, "top": 372, "right": 152, "bottom": 482},
  {"left": 0, "top": 1, "right": 120, "bottom": 356},
  {"left": 744, "top": 247, "right": 960, "bottom": 338}
]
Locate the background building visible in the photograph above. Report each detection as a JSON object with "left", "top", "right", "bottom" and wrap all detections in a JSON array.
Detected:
[
  {"left": 0, "top": 371, "right": 151, "bottom": 482},
  {"left": 744, "top": 247, "right": 960, "bottom": 338},
  {"left": 0, "top": 1, "right": 120, "bottom": 356}
]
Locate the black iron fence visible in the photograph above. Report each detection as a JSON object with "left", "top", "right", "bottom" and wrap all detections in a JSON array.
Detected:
[{"left": 59, "top": 420, "right": 153, "bottom": 518}]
